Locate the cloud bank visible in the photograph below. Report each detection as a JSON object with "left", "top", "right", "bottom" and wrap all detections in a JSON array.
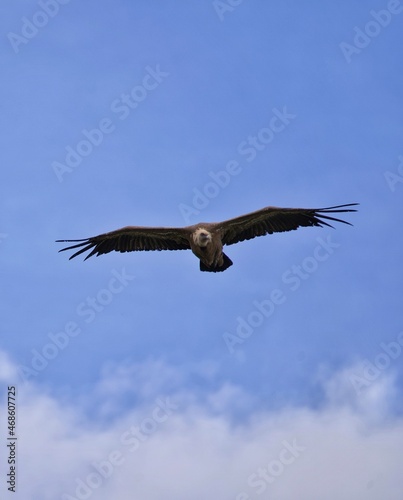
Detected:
[{"left": 0, "top": 353, "right": 402, "bottom": 500}]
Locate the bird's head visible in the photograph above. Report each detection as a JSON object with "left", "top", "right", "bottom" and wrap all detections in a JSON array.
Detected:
[{"left": 194, "top": 228, "right": 212, "bottom": 247}]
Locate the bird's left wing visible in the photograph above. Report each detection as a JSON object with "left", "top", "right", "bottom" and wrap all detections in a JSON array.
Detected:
[
  {"left": 217, "top": 204, "right": 358, "bottom": 246},
  {"left": 57, "top": 226, "right": 191, "bottom": 260}
]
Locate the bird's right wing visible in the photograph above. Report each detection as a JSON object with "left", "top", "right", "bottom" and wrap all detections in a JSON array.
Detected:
[{"left": 57, "top": 226, "right": 191, "bottom": 260}]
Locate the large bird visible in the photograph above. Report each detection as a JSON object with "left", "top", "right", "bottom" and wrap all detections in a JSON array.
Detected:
[{"left": 57, "top": 203, "right": 358, "bottom": 272}]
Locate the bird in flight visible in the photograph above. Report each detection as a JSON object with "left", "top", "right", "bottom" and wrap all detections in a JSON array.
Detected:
[{"left": 57, "top": 203, "right": 358, "bottom": 272}]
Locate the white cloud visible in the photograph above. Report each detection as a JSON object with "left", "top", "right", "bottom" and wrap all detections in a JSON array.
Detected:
[
  {"left": 0, "top": 351, "right": 18, "bottom": 381},
  {"left": 1, "top": 354, "right": 402, "bottom": 500}
]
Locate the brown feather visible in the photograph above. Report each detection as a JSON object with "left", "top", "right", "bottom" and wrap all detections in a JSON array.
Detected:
[
  {"left": 218, "top": 204, "right": 358, "bottom": 246},
  {"left": 57, "top": 226, "right": 191, "bottom": 260}
]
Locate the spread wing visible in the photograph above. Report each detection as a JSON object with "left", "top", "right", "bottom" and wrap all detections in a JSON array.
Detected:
[
  {"left": 217, "top": 204, "right": 358, "bottom": 246},
  {"left": 57, "top": 226, "right": 191, "bottom": 260}
]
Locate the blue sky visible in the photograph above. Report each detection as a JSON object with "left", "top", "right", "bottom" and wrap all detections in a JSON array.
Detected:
[{"left": 1, "top": 1, "right": 403, "bottom": 498}]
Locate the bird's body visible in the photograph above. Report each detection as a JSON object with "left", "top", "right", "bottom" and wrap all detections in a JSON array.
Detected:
[
  {"left": 189, "top": 226, "right": 231, "bottom": 272},
  {"left": 57, "top": 203, "right": 358, "bottom": 272}
]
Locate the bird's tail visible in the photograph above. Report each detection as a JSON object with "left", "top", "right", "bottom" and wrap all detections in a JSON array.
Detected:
[{"left": 199, "top": 253, "right": 233, "bottom": 273}]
